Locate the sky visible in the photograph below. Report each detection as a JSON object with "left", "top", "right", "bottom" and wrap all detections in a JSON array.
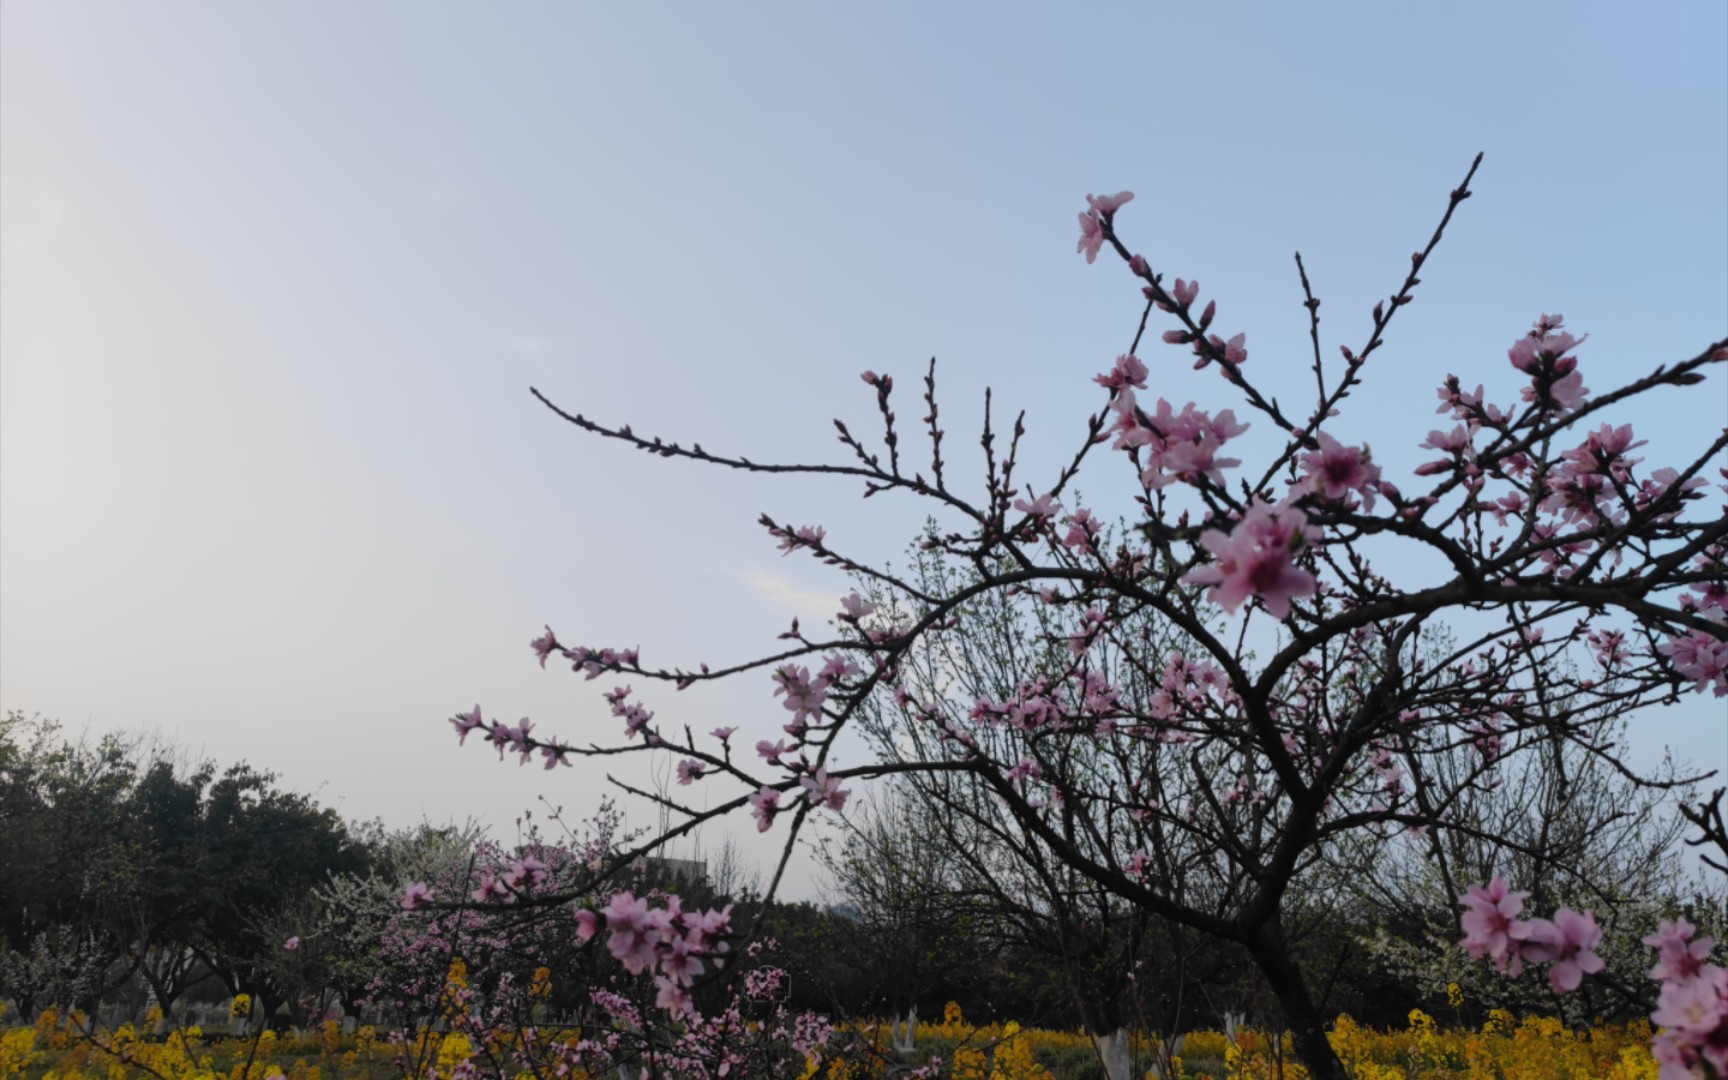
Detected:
[{"left": 3, "top": 2, "right": 1725, "bottom": 898}]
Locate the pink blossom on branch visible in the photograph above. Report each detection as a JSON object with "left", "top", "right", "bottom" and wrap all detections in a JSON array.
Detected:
[
  {"left": 450, "top": 705, "right": 484, "bottom": 746},
  {"left": 1297, "top": 433, "right": 1381, "bottom": 510},
  {"left": 1076, "top": 191, "right": 1133, "bottom": 263},
  {"left": 1012, "top": 490, "right": 1059, "bottom": 519},
  {"left": 1518, "top": 908, "right": 1606, "bottom": 993},
  {"left": 1086, "top": 191, "right": 1135, "bottom": 218},
  {"left": 1660, "top": 624, "right": 1728, "bottom": 697},
  {"left": 1093, "top": 353, "right": 1149, "bottom": 392},
  {"left": 530, "top": 625, "right": 559, "bottom": 668},
  {"left": 1182, "top": 501, "right": 1319, "bottom": 619},
  {"left": 799, "top": 766, "right": 850, "bottom": 812},
  {"left": 1644, "top": 918, "right": 1716, "bottom": 983},
  {"left": 748, "top": 786, "right": 782, "bottom": 832}
]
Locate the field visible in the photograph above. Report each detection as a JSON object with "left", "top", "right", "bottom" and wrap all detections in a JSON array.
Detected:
[{"left": 1, "top": 1003, "right": 1665, "bottom": 1080}]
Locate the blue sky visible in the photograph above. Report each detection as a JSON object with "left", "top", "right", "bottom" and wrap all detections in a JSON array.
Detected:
[{"left": 3, "top": 2, "right": 1723, "bottom": 892}]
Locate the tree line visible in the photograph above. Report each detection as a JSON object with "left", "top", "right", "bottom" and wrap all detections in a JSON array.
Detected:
[{"left": 4, "top": 704, "right": 1719, "bottom": 1058}]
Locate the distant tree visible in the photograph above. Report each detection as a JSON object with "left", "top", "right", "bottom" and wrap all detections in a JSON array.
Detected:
[
  {"left": 121, "top": 754, "right": 218, "bottom": 1016},
  {"left": 0, "top": 713, "right": 143, "bottom": 1014},
  {"left": 311, "top": 819, "right": 489, "bottom": 1022},
  {"left": 1346, "top": 718, "right": 1717, "bottom": 1024},
  {"left": 818, "top": 785, "right": 981, "bottom": 1050},
  {"left": 188, "top": 763, "right": 370, "bottom": 1023}
]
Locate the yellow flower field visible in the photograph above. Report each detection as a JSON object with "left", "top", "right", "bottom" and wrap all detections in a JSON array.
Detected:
[{"left": 3, "top": 1002, "right": 1662, "bottom": 1080}]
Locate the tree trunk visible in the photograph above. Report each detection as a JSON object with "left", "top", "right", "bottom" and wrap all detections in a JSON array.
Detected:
[
  {"left": 1246, "top": 924, "right": 1346, "bottom": 1080},
  {"left": 890, "top": 1003, "right": 917, "bottom": 1054},
  {"left": 1093, "top": 1027, "right": 1133, "bottom": 1080}
]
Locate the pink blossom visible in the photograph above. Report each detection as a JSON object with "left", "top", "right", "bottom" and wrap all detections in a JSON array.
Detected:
[
  {"left": 799, "top": 767, "right": 850, "bottom": 812},
  {"left": 1156, "top": 278, "right": 1199, "bottom": 312},
  {"left": 574, "top": 908, "right": 601, "bottom": 942},
  {"left": 1458, "top": 877, "right": 1529, "bottom": 973},
  {"left": 1005, "top": 756, "right": 1043, "bottom": 786},
  {"left": 1076, "top": 211, "right": 1105, "bottom": 263},
  {"left": 401, "top": 882, "right": 435, "bottom": 910},
  {"left": 283, "top": 936, "right": 299, "bottom": 952},
  {"left": 1061, "top": 508, "right": 1100, "bottom": 552},
  {"left": 1182, "top": 501, "right": 1319, "bottom": 619},
  {"left": 1660, "top": 628, "right": 1728, "bottom": 697},
  {"left": 748, "top": 787, "right": 782, "bottom": 832},
  {"left": 839, "top": 592, "right": 876, "bottom": 620},
  {"left": 1076, "top": 192, "right": 1132, "bottom": 263},
  {"left": 684, "top": 903, "right": 732, "bottom": 949},
  {"left": 1086, "top": 191, "right": 1135, "bottom": 218},
  {"left": 757, "top": 738, "right": 794, "bottom": 764},
  {"left": 1519, "top": 908, "right": 1606, "bottom": 993},
  {"left": 504, "top": 856, "right": 548, "bottom": 890},
  {"left": 450, "top": 705, "right": 484, "bottom": 746},
  {"left": 676, "top": 759, "right": 706, "bottom": 786},
  {"left": 1111, "top": 396, "right": 1248, "bottom": 490},
  {"left": 1093, "top": 354, "right": 1149, "bottom": 392},
  {"left": 659, "top": 935, "right": 706, "bottom": 987},
  {"left": 530, "top": 626, "right": 559, "bottom": 668},
  {"left": 538, "top": 744, "right": 571, "bottom": 770},
  {"left": 603, "top": 892, "right": 667, "bottom": 975},
  {"left": 820, "top": 653, "right": 861, "bottom": 681},
  {"left": 1191, "top": 331, "right": 1245, "bottom": 370},
  {"left": 471, "top": 873, "right": 511, "bottom": 904},
  {"left": 710, "top": 726, "right": 738, "bottom": 742},
  {"left": 654, "top": 975, "right": 695, "bottom": 1017},
  {"left": 1218, "top": 332, "right": 1248, "bottom": 368},
  {"left": 1645, "top": 960, "right": 1728, "bottom": 1043},
  {"left": 1298, "top": 433, "right": 1380, "bottom": 510},
  {"left": 1644, "top": 918, "right": 1716, "bottom": 983},
  {"left": 1421, "top": 425, "right": 1471, "bottom": 453},
  {"left": 1508, "top": 315, "right": 1591, "bottom": 412},
  {"left": 1013, "top": 491, "right": 1059, "bottom": 519}
]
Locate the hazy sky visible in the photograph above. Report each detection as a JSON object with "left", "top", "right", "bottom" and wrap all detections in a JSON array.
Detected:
[{"left": 3, "top": 3, "right": 1724, "bottom": 895}]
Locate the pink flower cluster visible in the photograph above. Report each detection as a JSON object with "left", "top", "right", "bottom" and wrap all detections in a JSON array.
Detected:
[
  {"left": 1646, "top": 919, "right": 1728, "bottom": 1078},
  {"left": 771, "top": 656, "right": 858, "bottom": 736},
  {"left": 799, "top": 766, "right": 849, "bottom": 811},
  {"left": 1106, "top": 390, "right": 1249, "bottom": 491},
  {"left": 574, "top": 891, "right": 734, "bottom": 1017},
  {"left": 531, "top": 625, "right": 641, "bottom": 680},
  {"left": 1182, "top": 501, "right": 1320, "bottom": 620},
  {"left": 1458, "top": 877, "right": 1604, "bottom": 991},
  {"left": 1462, "top": 881, "right": 1728, "bottom": 1077},
  {"left": 1507, "top": 313, "right": 1590, "bottom": 412},
  {"left": 1661, "top": 618, "right": 1728, "bottom": 698},
  {"left": 470, "top": 855, "right": 550, "bottom": 902}
]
